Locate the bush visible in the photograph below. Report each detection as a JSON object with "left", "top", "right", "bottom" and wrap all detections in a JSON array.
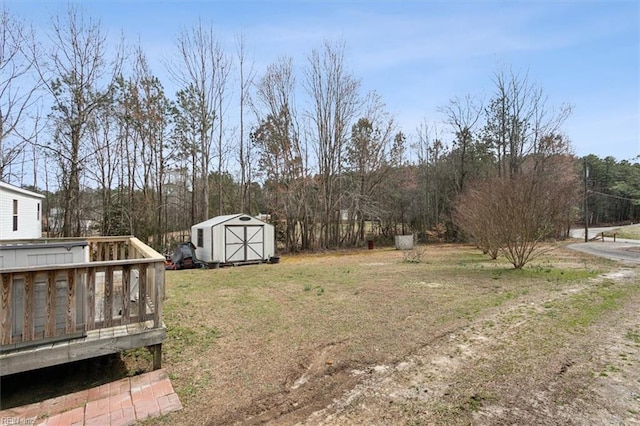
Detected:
[
  {"left": 403, "top": 246, "right": 427, "bottom": 263},
  {"left": 454, "top": 156, "right": 578, "bottom": 268}
]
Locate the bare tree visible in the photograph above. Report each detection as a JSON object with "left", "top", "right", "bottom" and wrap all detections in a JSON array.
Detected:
[
  {"left": 235, "top": 33, "right": 255, "bottom": 213},
  {"left": 253, "top": 56, "right": 309, "bottom": 251},
  {"left": 107, "top": 46, "right": 174, "bottom": 244},
  {"left": 439, "top": 94, "right": 483, "bottom": 193},
  {"left": 85, "top": 92, "right": 119, "bottom": 235},
  {"left": 0, "top": 8, "right": 40, "bottom": 182},
  {"left": 215, "top": 60, "right": 232, "bottom": 216},
  {"left": 453, "top": 67, "right": 577, "bottom": 266},
  {"left": 37, "top": 6, "right": 122, "bottom": 237},
  {"left": 304, "top": 40, "right": 362, "bottom": 248},
  {"left": 483, "top": 68, "right": 572, "bottom": 177},
  {"left": 167, "top": 21, "right": 230, "bottom": 222},
  {"left": 411, "top": 121, "right": 451, "bottom": 235},
  {"left": 344, "top": 92, "right": 402, "bottom": 245}
]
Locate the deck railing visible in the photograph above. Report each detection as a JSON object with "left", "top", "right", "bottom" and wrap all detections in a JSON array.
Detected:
[{"left": 0, "top": 237, "right": 165, "bottom": 352}]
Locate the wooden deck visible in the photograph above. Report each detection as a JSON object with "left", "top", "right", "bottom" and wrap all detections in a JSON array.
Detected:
[{"left": 0, "top": 237, "right": 166, "bottom": 376}]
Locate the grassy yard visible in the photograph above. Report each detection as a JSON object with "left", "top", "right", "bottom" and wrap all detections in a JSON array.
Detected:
[
  {"left": 125, "top": 242, "right": 640, "bottom": 425},
  {"left": 1, "top": 241, "right": 636, "bottom": 424},
  {"left": 606, "top": 224, "right": 640, "bottom": 240}
]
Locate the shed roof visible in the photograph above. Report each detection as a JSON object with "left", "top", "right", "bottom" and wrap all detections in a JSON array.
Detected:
[
  {"left": 0, "top": 181, "right": 45, "bottom": 199},
  {"left": 193, "top": 213, "right": 265, "bottom": 228}
]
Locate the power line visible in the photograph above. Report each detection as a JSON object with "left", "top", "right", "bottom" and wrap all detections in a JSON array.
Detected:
[{"left": 588, "top": 189, "right": 640, "bottom": 203}]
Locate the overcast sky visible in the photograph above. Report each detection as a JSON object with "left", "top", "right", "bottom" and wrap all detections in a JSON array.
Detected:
[{"left": 6, "top": 0, "right": 640, "bottom": 162}]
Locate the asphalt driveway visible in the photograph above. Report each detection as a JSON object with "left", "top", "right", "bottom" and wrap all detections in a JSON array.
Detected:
[{"left": 568, "top": 225, "right": 640, "bottom": 264}]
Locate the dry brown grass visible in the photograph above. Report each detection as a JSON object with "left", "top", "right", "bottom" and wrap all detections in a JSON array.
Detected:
[
  {"left": 134, "top": 242, "right": 636, "bottom": 425},
  {"left": 4, "top": 242, "right": 637, "bottom": 424},
  {"left": 605, "top": 224, "right": 640, "bottom": 240}
]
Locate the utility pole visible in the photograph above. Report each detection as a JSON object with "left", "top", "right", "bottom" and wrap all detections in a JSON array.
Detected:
[{"left": 584, "top": 158, "right": 589, "bottom": 242}]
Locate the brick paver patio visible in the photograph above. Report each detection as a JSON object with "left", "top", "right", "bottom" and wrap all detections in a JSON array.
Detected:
[{"left": 0, "top": 369, "right": 182, "bottom": 425}]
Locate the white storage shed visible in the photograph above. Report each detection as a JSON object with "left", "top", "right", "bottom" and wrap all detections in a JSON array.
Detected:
[
  {"left": 0, "top": 181, "right": 45, "bottom": 240},
  {"left": 191, "top": 214, "right": 275, "bottom": 266}
]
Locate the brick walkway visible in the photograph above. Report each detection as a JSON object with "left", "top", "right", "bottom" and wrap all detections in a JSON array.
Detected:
[{"left": 0, "top": 369, "right": 182, "bottom": 425}]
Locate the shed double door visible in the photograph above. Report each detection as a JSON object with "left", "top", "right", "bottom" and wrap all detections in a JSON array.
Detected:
[{"left": 224, "top": 225, "right": 264, "bottom": 262}]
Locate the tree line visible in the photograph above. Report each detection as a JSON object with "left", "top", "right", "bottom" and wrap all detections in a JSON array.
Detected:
[
  {"left": 583, "top": 155, "right": 640, "bottom": 225},
  {"left": 1, "top": 6, "right": 638, "bottom": 259}
]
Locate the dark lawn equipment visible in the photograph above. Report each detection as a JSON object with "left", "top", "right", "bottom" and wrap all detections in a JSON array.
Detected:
[{"left": 165, "top": 242, "right": 205, "bottom": 270}]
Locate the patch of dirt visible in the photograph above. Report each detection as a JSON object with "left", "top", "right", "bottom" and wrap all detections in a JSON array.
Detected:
[
  {"left": 601, "top": 268, "right": 637, "bottom": 280},
  {"left": 212, "top": 341, "right": 362, "bottom": 425},
  {"left": 297, "top": 267, "right": 640, "bottom": 425}
]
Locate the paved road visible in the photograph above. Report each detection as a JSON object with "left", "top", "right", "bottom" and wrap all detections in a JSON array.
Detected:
[{"left": 568, "top": 225, "right": 640, "bottom": 264}]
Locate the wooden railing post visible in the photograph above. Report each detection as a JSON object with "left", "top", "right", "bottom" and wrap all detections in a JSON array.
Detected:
[
  {"left": 86, "top": 267, "right": 96, "bottom": 331},
  {"left": 121, "top": 265, "right": 131, "bottom": 325},
  {"left": 1, "top": 273, "right": 12, "bottom": 346},
  {"left": 120, "top": 241, "right": 127, "bottom": 260},
  {"left": 104, "top": 266, "right": 113, "bottom": 328},
  {"left": 153, "top": 263, "right": 163, "bottom": 329},
  {"left": 138, "top": 266, "right": 147, "bottom": 321},
  {"left": 23, "top": 272, "right": 35, "bottom": 342},
  {"left": 66, "top": 269, "right": 76, "bottom": 334},
  {"left": 45, "top": 271, "right": 56, "bottom": 338}
]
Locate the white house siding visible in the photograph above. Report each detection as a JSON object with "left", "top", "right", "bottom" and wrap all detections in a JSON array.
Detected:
[{"left": 0, "top": 181, "right": 45, "bottom": 240}]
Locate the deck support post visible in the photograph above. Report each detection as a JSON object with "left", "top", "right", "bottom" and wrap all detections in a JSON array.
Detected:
[{"left": 149, "top": 343, "right": 162, "bottom": 370}]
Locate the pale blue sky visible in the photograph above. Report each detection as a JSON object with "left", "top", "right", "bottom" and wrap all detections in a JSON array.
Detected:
[{"left": 6, "top": 0, "right": 640, "bottom": 161}]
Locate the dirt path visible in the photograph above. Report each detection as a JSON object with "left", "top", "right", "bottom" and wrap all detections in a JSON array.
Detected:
[{"left": 295, "top": 267, "right": 640, "bottom": 425}]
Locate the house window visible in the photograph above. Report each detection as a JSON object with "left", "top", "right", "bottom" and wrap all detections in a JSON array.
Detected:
[
  {"left": 37, "top": 202, "right": 40, "bottom": 220},
  {"left": 197, "top": 228, "right": 204, "bottom": 248},
  {"left": 12, "top": 199, "right": 18, "bottom": 231}
]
